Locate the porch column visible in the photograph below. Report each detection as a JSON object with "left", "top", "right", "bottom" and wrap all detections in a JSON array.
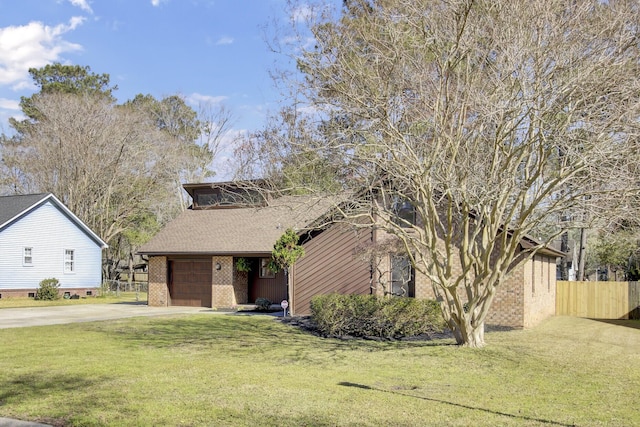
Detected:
[
  {"left": 212, "top": 256, "right": 235, "bottom": 308},
  {"left": 148, "top": 256, "right": 168, "bottom": 306}
]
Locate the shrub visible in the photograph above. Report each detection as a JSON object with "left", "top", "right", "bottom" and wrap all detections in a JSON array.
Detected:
[
  {"left": 235, "top": 257, "right": 252, "bottom": 273},
  {"left": 310, "top": 294, "right": 445, "bottom": 339},
  {"left": 35, "top": 278, "right": 61, "bottom": 301},
  {"left": 254, "top": 297, "right": 272, "bottom": 311}
]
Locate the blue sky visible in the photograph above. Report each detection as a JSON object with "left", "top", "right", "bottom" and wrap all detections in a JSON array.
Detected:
[{"left": 0, "top": 0, "right": 314, "bottom": 176}]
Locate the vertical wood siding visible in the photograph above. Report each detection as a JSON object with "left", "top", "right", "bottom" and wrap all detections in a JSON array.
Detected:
[
  {"left": 249, "top": 269, "right": 287, "bottom": 303},
  {"left": 0, "top": 201, "right": 102, "bottom": 290},
  {"left": 292, "top": 224, "right": 372, "bottom": 315}
]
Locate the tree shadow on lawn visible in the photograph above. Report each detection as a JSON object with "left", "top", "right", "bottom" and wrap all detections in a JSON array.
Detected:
[
  {"left": 103, "top": 315, "right": 457, "bottom": 356},
  {"left": 0, "top": 371, "right": 117, "bottom": 426},
  {"left": 338, "top": 382, "right": 575, "bottom": 427},
  {"left": 591, "top": 318, "right": 640, "bottom": 330}
]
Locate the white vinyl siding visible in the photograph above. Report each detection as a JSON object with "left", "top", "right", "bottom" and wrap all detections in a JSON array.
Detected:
[{"left": 0, "top": 201, "right": 102, "bottom": 290}]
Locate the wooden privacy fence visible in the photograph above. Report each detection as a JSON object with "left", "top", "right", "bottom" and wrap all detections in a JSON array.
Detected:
[{"left": 556, "top": 281, "right": 640, "bottom": 320}]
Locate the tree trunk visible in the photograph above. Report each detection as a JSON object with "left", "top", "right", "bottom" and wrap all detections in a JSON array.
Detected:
[
  {"left": 559, "top": 231, "right": 569, "bottom": 280},
  {"left": 450, "top": 317, "right": 486, "bottom": 348},
  {"left": 127, "top": 251, "right": 133, "bottom": 295},
  {"left": 577, "top": 227, "right": 587, "bottom": 281},
  {"left": 438, "top": 286, "right": 494, "bottom": 348}
]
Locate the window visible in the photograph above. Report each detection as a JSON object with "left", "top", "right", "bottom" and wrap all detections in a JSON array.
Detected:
[
  {"left": 391, "top": 254, "right": 415, "bottom": 297},
  {"left": 193, "top": 187, "right": 264, "bottom": 208},
  {"left": 391, "top": 197, "right": 416, "bottom": 227},
  {"left": 23, "top": 247, "right": 33, "bottom": 266},
  {"left": 64, "top": 249, "right": 75, "bottom": 273},
  {"left": 260, "top": 258, "right": 275, "bottom": 278}
]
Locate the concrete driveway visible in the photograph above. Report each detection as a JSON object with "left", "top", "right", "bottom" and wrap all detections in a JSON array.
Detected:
[{"left": 0, "top": 303, "right": 221, "bottom": 329}]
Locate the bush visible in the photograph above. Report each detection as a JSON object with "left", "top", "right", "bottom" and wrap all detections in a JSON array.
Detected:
[
  {"left": 35, "top": 278, "right": 61, "bottom": 301},
  {"left": 310, "top": 294, "right": 445, "bottom": 339},
  {"left": 254, "top": 297, "right": 272, "bottom": 311}
]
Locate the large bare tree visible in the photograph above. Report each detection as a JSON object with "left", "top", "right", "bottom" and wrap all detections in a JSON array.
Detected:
[
  {"left": 0, "top": 64, "right": 234, "bottom": 279},
  {"left": 1, "top": 92, "right": 169, "bottom": 245},
  {"left": 258, "top": 0, "right": 640, "bottom": 346}
]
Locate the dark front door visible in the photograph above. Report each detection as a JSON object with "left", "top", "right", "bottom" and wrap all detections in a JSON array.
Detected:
[{"left": 169, "top": 259, "right": 212, "bottom": 307}]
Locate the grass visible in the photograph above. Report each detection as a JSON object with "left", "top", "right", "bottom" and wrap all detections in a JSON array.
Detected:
[
  {"left": 0, "top": 315, "right": 638, "bottom": 426},
  {"left": 0, "top": 292, "right": 147, "bottom": 308}
]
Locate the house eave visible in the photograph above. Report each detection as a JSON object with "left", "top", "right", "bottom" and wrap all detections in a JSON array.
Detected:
[{"left": 137, "top": 250, "right": 273, "bottom": 257}]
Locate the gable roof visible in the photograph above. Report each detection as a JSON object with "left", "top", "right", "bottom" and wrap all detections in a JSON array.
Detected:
[
  {"left": 0, "top": 193, "right": 108, "bottom": 249},
  {"left": 138, "top": 195, "right": 336, "bottom": 255},
  {"left": 0, "top": 193, "right": 50, "bottom": 226}
]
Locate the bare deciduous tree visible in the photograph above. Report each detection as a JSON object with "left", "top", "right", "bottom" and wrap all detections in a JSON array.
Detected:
[
  {"left": 260, "top": 0, "right": 640, "bottom": 346},
  {"left": 2, "top": 92, "right": 168, "bottom": 245}
]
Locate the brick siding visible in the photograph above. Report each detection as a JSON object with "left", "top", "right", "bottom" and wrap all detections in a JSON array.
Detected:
[
  {"left": 0, "top": 288, "right": 99, "bottom": 299},
  {"left": 212, "top": 256, "right": 235, "bottom": 307},
  {"left": 233, "top": 268, "right": 249, "bottom": 304},
  {"left": 148, "top": 256, "right": 168, "bottom": 306}
]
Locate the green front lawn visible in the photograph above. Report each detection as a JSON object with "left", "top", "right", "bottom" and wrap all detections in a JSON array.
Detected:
[
  {"left": 0, "top": 315, "right": 638, "bottom": 426},
  {"left": 0, "top": 292, "right": 147, "bottom": 308}
]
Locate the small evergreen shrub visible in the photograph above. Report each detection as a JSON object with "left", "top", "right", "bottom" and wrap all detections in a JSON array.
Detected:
[
  {"left": 310, "top": 294, "right": 445, "bottom": 339},
  {"left": 35, "top": 278, "right": 61, "bottom": 301},
  {"left": 254, "top": 297, "right": 272, "bottom": 311}
]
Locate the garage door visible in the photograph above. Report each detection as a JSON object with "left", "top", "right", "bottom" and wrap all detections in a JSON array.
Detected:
[{"left": 169, "top": 259, "right": 212, "bottom": 307}]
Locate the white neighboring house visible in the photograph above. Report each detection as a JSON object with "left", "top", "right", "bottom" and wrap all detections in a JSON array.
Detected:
[{"left": 0, "top": 193, "right": 107, "bottom": 298}]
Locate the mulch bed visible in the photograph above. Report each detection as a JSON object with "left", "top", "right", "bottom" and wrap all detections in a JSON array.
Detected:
[{"left": 277, "top": 315, "right": 454, "bottom": 341}]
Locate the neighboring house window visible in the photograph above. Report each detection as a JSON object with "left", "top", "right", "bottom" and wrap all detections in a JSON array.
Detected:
[
  {"left": 390, "top": 254, "right": 415, "bottom": 297},
  {"left": 23, "top": 247, "right": 33, "bottom": 266},
  {"left": 260, "top": 258, "right": 275, "bottom": 278},
  {"left": 64, "top": 249, "right": 75, "bottom": 273}
]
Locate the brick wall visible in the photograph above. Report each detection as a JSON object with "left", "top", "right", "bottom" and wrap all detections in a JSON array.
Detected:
[
  {"left": 233, "top": 267, "right": 249, "bottom": 304},
  {"left": 412, "top": 254, "right": 556, "bottom": 328},
  {"left": 148, "top": 256, "right": 168, "bottom": 306},
  {"left": 0, "top": 288, "right": 99, "bottom": 299},
  {"left": 212, "top": 256, "right": 235, "bottom": 307},
  {"left": 485, "top": 262, "right": 525, "bottom": 328},
  {"left": 522, "top": 255, "right": 556, "bottom": 328}
]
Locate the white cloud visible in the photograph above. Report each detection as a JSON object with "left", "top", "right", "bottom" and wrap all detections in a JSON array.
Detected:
[
  {"left": 209, "top": 128, "right": 248, "bottom": 181},
  {"left": 0, "top": 98, "right": 19, "bottom": 110},
  {"left": 187, "top": 93, "right": 228, "bottom": 106},
  {"left": 69, "top": 0, "right": 93, "bottom": 13},
  {"left": 292, "top": 4, "right": 314, "bottom": 23},
  {"left": 215, "top": 36, "right": 234, "bottom": 46},
  {"left": 0, "top": 17, "right": 85, "bottom": 90},
  {"left": 151, "top": 0, "right": 168, "bottom": 7}
]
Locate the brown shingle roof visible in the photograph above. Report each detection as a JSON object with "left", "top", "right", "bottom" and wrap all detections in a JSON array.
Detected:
[{"left": 138, "top": 195, "right": 337, "bottom": 255}]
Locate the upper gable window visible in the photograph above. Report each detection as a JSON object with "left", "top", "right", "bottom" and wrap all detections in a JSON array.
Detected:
[
  {"left": 193, "top": 187, "right": 264, "bottom": 209},
  {"left": 391, "top": 197, "right": 416, "bottom": 227},
  {"left": 23, "top": 247, "right": 33, "bottom": 266}
]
